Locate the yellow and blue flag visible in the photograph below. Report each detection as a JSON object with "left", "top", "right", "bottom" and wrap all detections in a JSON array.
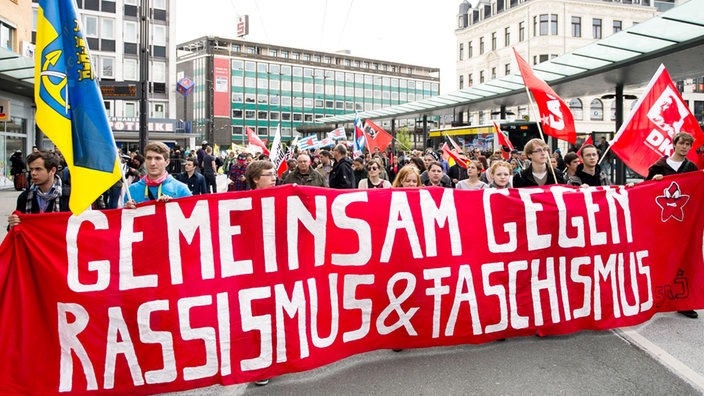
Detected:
[{"left": 35, "top": 0, "right": 120, "bottom": 214}]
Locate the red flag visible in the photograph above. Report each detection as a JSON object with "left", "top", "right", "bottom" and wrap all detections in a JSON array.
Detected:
[
  {"left": 493, "top": 121, "right": 514, "bottom": 160},
  {"left": 442, "top": 143, "right": 467, "bottom": 169},
  {"left": 246, "top": 126, "right": 270, "bottom": 156},
  {"left": 514, "top": 48, "right": 577, "bottom": 144},
  {"left": 363, "top": 120, "right": 393, "bottom": 153},
  {"left": 577, "top": 135, "right": 594, "bottom": 156},
  {"left": 610, "top": 64, "right": 704, "bottom": 176}
]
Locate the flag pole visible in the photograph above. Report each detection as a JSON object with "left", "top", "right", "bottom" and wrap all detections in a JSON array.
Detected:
[{"left": 522, "top": 84, "right": 559, "bottom": 182}]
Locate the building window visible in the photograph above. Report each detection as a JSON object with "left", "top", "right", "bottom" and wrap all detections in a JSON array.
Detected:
[
  {"left": 590, "top": 98, "right": 604, "bottom": 120},
  {"left": 504, "top": 27, "right": 510, "bottom": 46},
  {"left": 519, "top": 21, "right": 525, "bottom": 42},
  {"left": 101, "top": 57, "right": 114, "bottom": 79},
  {"left": 269, "top": 49, "right": 277, "bottom": 57},
  {"left": 491, "top": 32, "right": 497, "bottom": 50},
  {"left": 468, "top": 42, "right": 473, "bottom": 58},
  {"left": 125, "top": 102, "right": 137, "bottom": 118},
  {"left": 593, "top": 18, "right": 602, "bottom": 39},
  {"left": 1, "top": 21, "right": 15, "bottom": 50},
  {"left": 152, "top": 0, "right": 166, "bottom": 9},
  {"left": 568, "top": 98, "right": 583, "bottom": 120},
  {"left": 613, "top": 20, "right": 622, "bottom": 33},
  {"left": 152, "top": 25, "right": 166, "bottom": 46},
  {"left": 539, "top": 14, "right": 549, "bottom": 35},
  {"left": 505, "top": 63, "right": 511, "bottom": 76},
  {"left": 84, "top": 15, "right": 99, "bottom": 37},
  {"left": 101, "top": 18, "right": 115, "bottom": 39},
  {"left": 153, "top": 103, "right": 164, "bottom": 118},
  {"left": 479, "top": 37, "right": 484, "bottom": 54},
  {"left": 124, "top": 59, "right": 137, "bottom": 80},
  {"left": 151, "top": 62, "right": 165, "bottom": 82},
  {"left": 468, "top": 73, "right": 473, "bottom": 87},
  {"left": 124, "top": 21, "right": 138, "bottom": 42},
  {"left": 571, "top": 16, "right": 581, "bottom": 37},
  {"left": 459, "top": 75, "right": 464, "bottom": 89},
  {"left": 479, "top": 71, "right": 485, "bottom": 84},
  {"left": 491, "top": 67, "right": 496, "bottom": 80},
  {"left": 551, "top": 14, "right": 558, "bottom": 35}
]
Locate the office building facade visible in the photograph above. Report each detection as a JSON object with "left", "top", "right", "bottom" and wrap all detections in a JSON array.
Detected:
[
  {"left": 176, "top": 36, "right": 441, "bottom": 147},
  {"left": 453, "top": 0, "right": 696, "bottom": 139}
]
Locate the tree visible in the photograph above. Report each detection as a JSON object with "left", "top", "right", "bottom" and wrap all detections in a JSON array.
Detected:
[{"left": 395, "top": 127, "right": 413, "bottom": 152}]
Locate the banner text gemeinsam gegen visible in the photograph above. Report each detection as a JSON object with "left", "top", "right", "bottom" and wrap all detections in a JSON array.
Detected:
[{"left": 1, "top": 172, "right": 703, "bottom": 395}]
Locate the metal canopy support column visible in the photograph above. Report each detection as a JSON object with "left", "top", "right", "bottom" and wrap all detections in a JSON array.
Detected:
[
  {"left": 614, "top": 84, "right": 626, "bottom": 185},
  {"left": 422, "top": 115, "right": 428, "bottom": 150},
  {"left": 138, "top": 0, "right": 150, "bottom": 153},
  {"left": 391, "top": 119, "right": 396, "bottom": 154}
]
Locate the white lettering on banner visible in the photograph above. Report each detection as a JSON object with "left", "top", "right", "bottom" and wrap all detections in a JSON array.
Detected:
[
  {"left": 178, "top": 296, "right": 219, "bottom": 381},
  {"left": 262, "top": 197, "right": 277, "bottom": 272},
  {"left": 484, "top": 188, "right": 517, "bottom": 253},
  {"left": 287, "top": 196, "right": 327, "bottom": 270},
  {"left": 58, "top": 303, "right": 98, "bottom": 392},
  {"left": 137, "top": 300, "right": 177, "bottom": 384},
  {"left": 445, "top": 265, "right": 482, "bottom": 336},
  {"left": 423, "top": 267, "right": 452, "bottom": 338},
  {"left": 420, "top": 189, "right": 462, "bottom": 257},
  {"left": 530, "top": 258, "right": 560, "bottom": 327},
  {"left": 309, "top": 275, "right": 340, "bottom": 348},
  {"left": 519, "top": 189, "right": 552, "bottom": 251},
  {"left": 552, "top": 187, "right": 586, "bottom": 248},
  {"left": 120, "top": 206, "right": 159, "bottom": 290},
  {"left": 342, "top": 275, "right": 374, "bottom": 342},
  {"left": 331, "top": 192, "right": 372, "bottom": 266},
  {"left": 104, "top": 307, "right": 144, "bottom": 389},
  {"left": 482, "top": 262, "right": 508, "bottom": 334},
  {"left": 218, "top": 198, "right": 254, "bottom": 277},
  {"left": 507, "top": 260, "right": 529, "bottom": 329},
  {"left": 166, "top": 200, "right": 214, "bottom": 284},
  {"left": 67, "top": 211, "right": 111, "bottom": 292},
  {"left": 275, "top": 281, "right": 309, "bottom": 361},
  {"left": 381, "top": 192, "right": 423, "bottom": 262}
]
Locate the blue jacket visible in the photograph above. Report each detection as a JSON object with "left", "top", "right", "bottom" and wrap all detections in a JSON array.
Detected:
[{"left": 127, "top": 175, "right": 192, "bottom": 204}]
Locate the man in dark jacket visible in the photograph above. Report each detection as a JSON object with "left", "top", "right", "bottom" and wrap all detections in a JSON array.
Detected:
[
  {"left": 513, "top": 138, "right": 565, "bottom": 187},
  {"left": 645, "top": 131, "right": 701, "bottom": 320},
  {"left": 329, "top": 144, "right": 355, "bottom": 189},
  {"left": 567, "top": 144, "right": 611, "bottom": 187},
  {"left": 7, "top": 150, "right": 70, "bottom": 228},
  {"left": 176, "top": 158, "right": 209, "bottom": 195}
]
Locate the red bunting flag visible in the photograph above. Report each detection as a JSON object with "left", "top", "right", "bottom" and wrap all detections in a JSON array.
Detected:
[
  {"left": 513, "top": 48, "right": 577, "bottom": 144},
  {"left": 363, "top": 119, "right": 393, "bottom": 153},
  {"left": 442, "top": 143, "right": 467, "bottom": 169},
  {"left": 246, "top": 126, "right": 270, "bottom": 156},
  {"left": 493, "top": 121, "right": 514, "bottom": 160},
  {"left": 609, "top": 64, "right": 704, "bottom": 176},
  {"left": 577, "top": 135, "right": 594, "bottom": 157}
]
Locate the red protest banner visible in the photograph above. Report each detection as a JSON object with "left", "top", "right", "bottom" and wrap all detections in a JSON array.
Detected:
[
  {"left": 610, "top": 64, "right": 704, "bottom": 176},
  {"left": 2, "top": 173, "right": 704, "bottom": 395}
]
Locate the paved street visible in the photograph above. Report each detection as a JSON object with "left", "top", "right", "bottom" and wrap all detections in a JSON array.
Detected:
[{"left": 2, "top": 186, "right": 703, "bottom": 395}]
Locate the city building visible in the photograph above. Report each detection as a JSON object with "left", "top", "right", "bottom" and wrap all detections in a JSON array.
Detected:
[
  {"left": 453, "top": 0, "right": 702, "bottom": 141},
  {"left": 0, "top": 0, "right": 34, "bottom": 188},
  {"left": 29, "top": 0, "right": 183, "bottom": 150},
  {"left": 175, "top": 36, "right": 441, "bottom": 147}
]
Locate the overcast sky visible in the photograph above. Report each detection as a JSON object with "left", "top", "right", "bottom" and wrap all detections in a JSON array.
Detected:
[{"left": 174, "top": 0, "right": 459, "bottom": 93}]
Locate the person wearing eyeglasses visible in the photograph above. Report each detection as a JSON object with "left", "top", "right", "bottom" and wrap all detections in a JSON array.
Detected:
[
  {"left": 512, "top": 138, "right": 565, "bottom": 188},
  {"left": 245, "top": 160, "right": 277, "bottom": 190},
  {"left": 568, "top": 144, "right": 611, "bottom": 187},
  {"left": 358, "top": 158, "right": 391, "bottom": 188}
]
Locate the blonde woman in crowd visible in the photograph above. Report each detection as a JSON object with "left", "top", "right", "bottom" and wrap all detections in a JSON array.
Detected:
[
  {"left": 488, "top": 160, "right": 513, "bottom": 189},
  {"left": 392, "top": 165, "right": 422, "bottom": 188}
]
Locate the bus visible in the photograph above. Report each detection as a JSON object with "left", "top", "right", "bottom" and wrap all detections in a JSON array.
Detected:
[{"left": 427, "top": 121, "right": 541, "bottom": 153}]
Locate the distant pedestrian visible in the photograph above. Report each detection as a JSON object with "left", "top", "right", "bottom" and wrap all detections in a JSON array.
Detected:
[{"left": 176, "top": 158, "right": 209, "bottom": 195}]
